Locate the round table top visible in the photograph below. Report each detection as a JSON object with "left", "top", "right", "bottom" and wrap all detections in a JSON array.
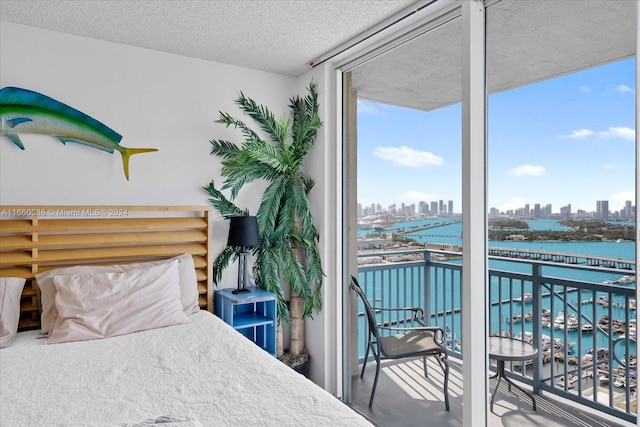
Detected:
[{"left": 488, "top": 336, "right": 538, "bottom": 361}]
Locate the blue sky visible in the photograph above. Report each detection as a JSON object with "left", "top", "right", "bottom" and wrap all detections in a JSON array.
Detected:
[{"left": 357, "top": 57, "right": 636, "bottom": 214}]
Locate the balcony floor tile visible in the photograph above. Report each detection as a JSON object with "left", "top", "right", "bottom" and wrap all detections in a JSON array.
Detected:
[{"left": 349, "top": 357, "right": 634, "bottom": 427}]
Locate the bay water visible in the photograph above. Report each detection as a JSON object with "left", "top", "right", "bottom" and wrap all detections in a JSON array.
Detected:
[{"left": 358, "top": 218, "right": 636, "bottom": 360}]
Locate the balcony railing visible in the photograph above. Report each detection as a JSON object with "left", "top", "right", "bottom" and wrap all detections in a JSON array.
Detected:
[{"left": 356, "top": 248, "right": 637, "bottom": 423}]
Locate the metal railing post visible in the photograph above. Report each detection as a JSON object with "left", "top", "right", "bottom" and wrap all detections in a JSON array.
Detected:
[
  {"left": 424, "top": 249, "right": 432, "bottom": 322},
  {"left": 532, "top": 263, "right": 543, "bottom": 395}
]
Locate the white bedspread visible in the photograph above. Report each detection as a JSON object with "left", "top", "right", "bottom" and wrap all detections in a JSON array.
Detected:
[{"left": 0, "top": 311, "right": 371, "bottom": 426}]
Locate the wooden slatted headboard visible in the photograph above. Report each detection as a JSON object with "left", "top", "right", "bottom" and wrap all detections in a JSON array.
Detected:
[{"left": 0, "top": 205, "right": 213, "bottom": 330}]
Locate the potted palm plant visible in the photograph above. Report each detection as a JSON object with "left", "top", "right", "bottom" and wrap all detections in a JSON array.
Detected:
[{"left": 204, "top": 83, "right": 324, "bottom": 375}]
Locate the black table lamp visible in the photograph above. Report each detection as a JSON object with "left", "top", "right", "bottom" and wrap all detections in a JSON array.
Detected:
[{"left": 227, "top": 216, "right": 261, "bottom": 294}]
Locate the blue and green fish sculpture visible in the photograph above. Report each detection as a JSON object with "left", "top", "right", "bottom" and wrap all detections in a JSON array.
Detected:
[{"left": 0, "top": 86, "right": 157, "bottom": 180}]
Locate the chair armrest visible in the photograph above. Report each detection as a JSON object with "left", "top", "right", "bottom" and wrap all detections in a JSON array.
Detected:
[
  {"left": 379, "top": 325, "right": 446, "bottom": 344},
  {"left": 370, "top": 306, "right": 424, "bottom": 318}
]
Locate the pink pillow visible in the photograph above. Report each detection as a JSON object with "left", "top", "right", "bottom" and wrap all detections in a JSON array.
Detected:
[
  {"left": 0, "top": 277, "right": 27, "bottom": 348},
  {"left": 36, "top": 254, "right": 199, "bottom": 334},
  {"left": 46, "top": 259, "right": 187, "bottom": 344}
]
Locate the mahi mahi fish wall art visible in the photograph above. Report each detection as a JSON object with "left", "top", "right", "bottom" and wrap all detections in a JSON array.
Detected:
[{"left": 0, "top": 86, "right": 157, "bottom": 180}]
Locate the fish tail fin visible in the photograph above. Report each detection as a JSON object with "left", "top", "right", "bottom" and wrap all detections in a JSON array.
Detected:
[
  {"left": 6, "top": 134, "right": 25, "bottom": 150},
  {"left": 120, "top": 147, "right": 158, "bottom": 180}
]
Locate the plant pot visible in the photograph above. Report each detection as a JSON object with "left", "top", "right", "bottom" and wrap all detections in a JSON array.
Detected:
[
  {"left": 293, "top": 358, "right": 310, "bottom": 378},
  {"left": 279, "top": 351, "right": 310, "bottom": 379}
]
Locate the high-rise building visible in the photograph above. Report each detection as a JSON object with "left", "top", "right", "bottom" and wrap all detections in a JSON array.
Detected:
[
  {"left": 439, "top": 200, "right": 444, "bottom": 214},
  {"left": 560, "top": 204, "right": 571, "bottom": 220},
  {"left": 431, "top": 201, "right": 438, "bottom": 215},
  {"left": 534, "top": 203, "right": 541, "bottom": 218},
  {"left": 596, "top": 200, "right": 609, "bottom": 219},
  {"left": 448, "top": 200, "right": 453, "bottom": 216},
  {"left": 624, "top": 200, "right": 633, "bottom": 218}
]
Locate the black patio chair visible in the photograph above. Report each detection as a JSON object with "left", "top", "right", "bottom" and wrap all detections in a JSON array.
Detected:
[{"left": 350, "top": 275, "right": 450, "bottom": 411}]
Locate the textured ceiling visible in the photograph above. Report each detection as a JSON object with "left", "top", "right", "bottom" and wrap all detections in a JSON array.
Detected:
[
  {"left": 352, "top": 0, "right": 637, "bottom": 111},
  {"left": 0, "top": 0, "right": 416, "bottom": 77},
  {"left": 1, "top": 0, "right": 636, "bottom": 112}
]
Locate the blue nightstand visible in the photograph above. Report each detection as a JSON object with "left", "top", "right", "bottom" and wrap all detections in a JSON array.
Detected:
[{"left": 214, "top": 287, "right": 277, "bottom": 357}]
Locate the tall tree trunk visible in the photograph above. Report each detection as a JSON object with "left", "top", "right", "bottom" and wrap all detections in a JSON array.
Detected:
[
  {"left": 276, "top": 323, "right": 284, "bottom": 358},
  {"left": 289, "top": 289, "right": 305, "bottom": 356}
]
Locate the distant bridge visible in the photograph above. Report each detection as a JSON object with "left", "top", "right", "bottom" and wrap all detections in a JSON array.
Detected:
[
  {"left": 391, "top": 219, "right": 634, "bottom": 271},
  {"left": 487, "top": 247, "right": 634, "bottom": 271},
  {"left": 395, "top": 219, "right": 463, "bottom": 235}
]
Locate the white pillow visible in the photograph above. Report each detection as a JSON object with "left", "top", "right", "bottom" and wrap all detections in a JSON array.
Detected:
[
  {"left": 46, "top": 259, "right": 188, "bottom": 344},
  {"left": 36, "top": 254, "right": 199, "bottom": 334},
  {"left": 0, "top": 277, "right": 27, "bottom": 348}
]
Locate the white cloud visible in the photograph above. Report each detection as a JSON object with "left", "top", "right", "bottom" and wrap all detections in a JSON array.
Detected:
[
  {"left": 557, "top": 129, "right": 594, "bottom": 139},
  {"left": 616, "top": 84, "right": 635, "bottom": 94},
  {"left": 373, "top": 145, "right": 444, "bottom": 167},
  {"left": 611, "top": 191, "right": 635, "bottom": 211},
  {"left": 598, "top": 126, "right": 635, "bottom": 141},
  {"left": 357, "top": 99, "right": 383, "bottom": 115},
  {"left": 499, "top": 197, "right": 528, "bottom": 213},
  {"left": 507, "top": 164, "right": 546, "bottom": 177},
  {"left": 558, "top": 126, "right": 635, "bottom": 141},
  {"left": 400, "top": 190, "right": 438, "bottom": 202},
  {"left": 579, "top": 86, "right": 590, "bottom": 93}
]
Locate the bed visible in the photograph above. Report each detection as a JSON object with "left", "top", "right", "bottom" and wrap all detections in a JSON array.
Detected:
[{"left": 0, "top": 206, "right": 371, "bottom": 426}]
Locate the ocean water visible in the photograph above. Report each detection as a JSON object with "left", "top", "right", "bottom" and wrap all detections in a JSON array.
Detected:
[{"left": 358, "top": 217, "right": 636, "bottom": 360}]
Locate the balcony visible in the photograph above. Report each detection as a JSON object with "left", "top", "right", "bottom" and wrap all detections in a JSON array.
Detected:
[{"left": 352, "top": 248, "right": 636, "bottom": 426}]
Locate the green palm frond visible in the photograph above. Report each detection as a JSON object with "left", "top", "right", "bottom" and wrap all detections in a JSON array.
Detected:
[
  {"left": 257, "top": 180, "right": 287, "bottom": 236},
  {"left": 216, "top": 112, "right": 262, "bottom": 144},
  {"left": 255, "top": 247, "right": 290, "bottom": 325},
  {"left": 280, "top": 246, "right": 307, "bottom": 296},
  {"left": 212, "top": 246, "right": 238, "bottom": 285},
  {"left": 205, "top": 82, "right": 324, "bottom": 328},
  {"left": 235, "top": 92, "right": 289, "bottom": 146},
  {"left": 202, "top": 180, "right": 247, "bottom": 217},
  {"left": 221, "top": 162, "right": 276, "bottom": 199},
  {"left": 244, "top": 140, "right": 291, "bottom": 174},
  {"left": 290, "top": 83, "right": 322, "bottom": 163},
  {"left": 303, "top": 245, "right": 324, "bottom": 317},
  {"left": 209, "top": 139, "right": 241, "bottom": 159}
]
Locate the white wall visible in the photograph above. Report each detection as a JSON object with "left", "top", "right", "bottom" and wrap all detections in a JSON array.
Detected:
[
  {"left": 0, "top": 21, "right": 294, "bottom": 287},
  {"left": 0, "top": 21, "right": 340, "bottom": 392}
]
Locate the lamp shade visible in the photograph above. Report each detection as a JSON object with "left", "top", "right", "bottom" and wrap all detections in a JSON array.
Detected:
[{"left": 227, "top": 216, "right": 261, "bottom": 247}]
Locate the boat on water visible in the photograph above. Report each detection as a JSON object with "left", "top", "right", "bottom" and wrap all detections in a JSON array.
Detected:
[
  {"left": 357, "top": 220, "right": 373, "bottom": 230},
  {"left": 553, "top": 311, "right": 579, "bottom": 331},
  {"left": 599, "top": 373, "right": 610, "bottom": 385},
  {"left": 582, "top": 347, "right": 609, "bottom": 364},
  {"left": 581, "top": 323, "right": 594, "bottom": 333},
  {"left": 514, "top": 293, "right": 533, "bottom": 303},
  {"left": 618, "top": 275, "right": 636, "bottom": 284},
  {"left": 557, "top": 374, "right": 579, "bottom": 389},
  {"left": 372, "top": 219, "right": 394, "bottom": 231},
  {"left": 602, "top": 275, "right": 636, "bottom": 285}
]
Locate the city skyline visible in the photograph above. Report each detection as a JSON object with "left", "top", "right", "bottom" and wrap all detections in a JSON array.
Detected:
[
  {"left": 358, "top": 197, "right": 635, "bottom": 219},
  {"left": 357, "top": 57, "right": 636, "bottom": 214}
]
